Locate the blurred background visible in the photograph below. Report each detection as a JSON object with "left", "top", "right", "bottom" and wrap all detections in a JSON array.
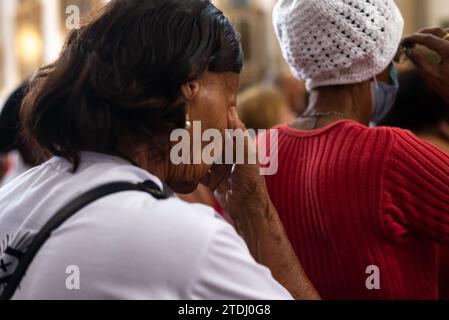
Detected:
[{"left": 1, "top": 0, "right": 449, "bottom": 109}]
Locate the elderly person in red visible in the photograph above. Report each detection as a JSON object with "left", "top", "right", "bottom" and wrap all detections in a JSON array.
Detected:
[{"left": 266, "top": 0, "right": 449, "bottom": 299}]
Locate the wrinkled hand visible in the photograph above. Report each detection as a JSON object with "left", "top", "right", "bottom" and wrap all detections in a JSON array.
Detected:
[
  {"left": 201, "top": 108, "right": 321, "bottom": 300},
  {"left": 403, "top": 27, "right": 449, "bottom": 104},
  {"left": 200, "top": 107, "right": 268, "bottom": 219}
]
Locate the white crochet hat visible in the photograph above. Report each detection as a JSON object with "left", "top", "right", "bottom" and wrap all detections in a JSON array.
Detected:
[{"left": 273, "top": 0, "right": 404, "bottom": 91}]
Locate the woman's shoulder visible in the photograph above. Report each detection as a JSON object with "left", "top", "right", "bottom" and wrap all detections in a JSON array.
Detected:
[
  {"left": 273, "top": 120, "right": 398, "bottom": 139},
  {"left": 17, "top": 192, "right": 240, "bottom": 299},
  {"left": 54, "top": 191, "right": 233, "bottom": 266},
  {"left": 272, "top": 120, "right": 400, "bottom": 153},
  {"left": 87, "top": 190, "right": 226, "bottom": 236}
]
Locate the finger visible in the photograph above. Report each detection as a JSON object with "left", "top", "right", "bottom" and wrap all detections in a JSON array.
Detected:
[
  {"left": 402, "top": 33, "right": 449, "bottom": 56},
  {"left": 227, "top": 106, "right": 246, "bottom": 131},
  {"left": 416, "top": 27, "right": 447, "bottom": 38},
  {"left": 199, "top": 107, "right": 242, "bottom": 190},
  {"left": 215, "top": 175, "right": 230, "bottom": 202},
  {"left": 227, "top": 107, "right": 259, "bottom": 165},
  {"left": 405, "top": 47, "right": 437, "bottom": 77},
  {"left": 200, "top": 163, "right": 232, "bottom": 191}
]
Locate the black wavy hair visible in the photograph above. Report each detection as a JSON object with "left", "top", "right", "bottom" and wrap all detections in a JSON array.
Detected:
[{"left": 21, "top": 0, "right": 243, "bottom": 170}]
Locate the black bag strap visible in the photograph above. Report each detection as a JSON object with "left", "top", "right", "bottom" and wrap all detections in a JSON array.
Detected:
[{"left": 0, "top": 180, "right": 171, "bottom": 300}]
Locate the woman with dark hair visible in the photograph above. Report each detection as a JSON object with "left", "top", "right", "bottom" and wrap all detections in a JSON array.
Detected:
[{"left": 0, "top": 0, "right": 317, "bottom": 299}]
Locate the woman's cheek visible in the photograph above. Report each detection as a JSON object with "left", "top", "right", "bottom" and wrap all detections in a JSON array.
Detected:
[{"left": 203, "top": 103, "right": 228, "bottom": 132}]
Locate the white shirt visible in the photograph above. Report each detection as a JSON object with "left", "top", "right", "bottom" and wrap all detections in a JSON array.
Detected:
[{"left": 0, "top": 152, "right": 292, "bottom": 300}]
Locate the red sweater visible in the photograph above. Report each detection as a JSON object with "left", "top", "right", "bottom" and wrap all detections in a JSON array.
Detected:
[{"left": 263, "top": 120, "right": 449, "bottom": 300}]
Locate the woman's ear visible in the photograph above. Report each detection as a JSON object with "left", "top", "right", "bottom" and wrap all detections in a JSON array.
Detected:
[{"left": 181, "top": 81, "right": 201, "bottom": 101}]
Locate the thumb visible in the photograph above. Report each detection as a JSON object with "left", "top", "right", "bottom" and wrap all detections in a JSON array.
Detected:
[
  {"left": 227, "top": 106, "right": 246, "bottom": 131},
  {"left": 226, "top": 107, "right": 260, "bottom": 168}
]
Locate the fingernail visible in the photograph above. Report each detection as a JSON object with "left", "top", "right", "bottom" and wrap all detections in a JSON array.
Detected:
[
  {"left": 229, "top": 107, "right": 238, "bottom": 121},
  {"left": 405, "top": 48, "right": 414, "bottom": 58}
]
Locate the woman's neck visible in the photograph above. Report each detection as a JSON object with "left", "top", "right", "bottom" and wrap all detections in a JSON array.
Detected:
[
  {"left": 116, "top": 143, "right": 170, "bottom": 183},
  {"left": 291, "top": 83, "right": 372, "bottom": 130}
]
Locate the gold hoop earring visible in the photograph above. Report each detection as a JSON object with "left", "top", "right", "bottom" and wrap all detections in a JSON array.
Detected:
[{"left": 185, "top": 113, "right": 192, "bottom": 130}]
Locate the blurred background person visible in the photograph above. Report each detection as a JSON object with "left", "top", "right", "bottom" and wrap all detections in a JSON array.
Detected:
[
  {"left": 0, "top": 155, "right": 11, "bottom": 183},
  {"left": 274, "top": 74, "right": 308, "bottom": 117},
  {"left": 0, "top": 82, "right": 40, "bottom": 187},
  {"left": 237, "top": 84, "right": 296, "bottom": 130}
]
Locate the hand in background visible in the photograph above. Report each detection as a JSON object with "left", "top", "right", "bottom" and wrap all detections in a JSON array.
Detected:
[{"left": 403, "top": 28, "right": 449, "bottom": 104}]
